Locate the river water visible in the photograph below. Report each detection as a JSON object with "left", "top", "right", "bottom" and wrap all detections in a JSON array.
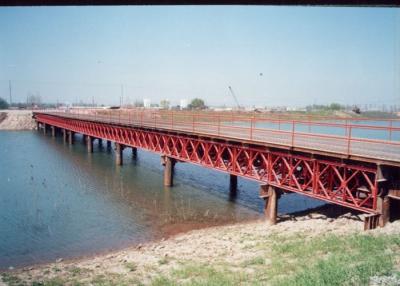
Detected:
[{"left": 1, "top": 131, "right": 329, "bottom": 269}]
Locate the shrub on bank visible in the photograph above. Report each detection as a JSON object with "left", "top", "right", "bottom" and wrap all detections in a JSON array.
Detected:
[{"left": 0, "top": 97, "right": 9, "bottom": 109}]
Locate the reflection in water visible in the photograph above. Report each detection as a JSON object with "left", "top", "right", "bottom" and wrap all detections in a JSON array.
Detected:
[{"left": 0, "top": 131, "right": 323, "bottom": 269}]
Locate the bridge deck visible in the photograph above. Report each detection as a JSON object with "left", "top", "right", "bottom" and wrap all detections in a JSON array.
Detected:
[{"left": 38, "top": 111, "right": 400, "bottom": 165}]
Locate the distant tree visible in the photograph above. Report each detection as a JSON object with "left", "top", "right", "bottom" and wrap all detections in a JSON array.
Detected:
[
  {"left": 0, "top": 97, "right": 9, "bottom": 109},
  {"left": 160, "top": 99, "right": 170, "bottom": 109},
  {"left": 329, "top": 103, "right": 342, "bottom": 111},
  {"left": 188, "top": 98, "right": 206, "bottom": 110},
  {"left": 27, "top": 92, "right": 41, "bottom": 107},
  {"left": 133, "top": 100, "right": 144, "bottom": 107}
]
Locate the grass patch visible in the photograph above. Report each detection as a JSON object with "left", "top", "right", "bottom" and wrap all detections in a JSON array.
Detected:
[
  {"left": 154, "top": 263, "right": 248, "bottom": 285},
  {"left": 158, "top": 257, "right": 170, "bottom": 265},
  {"left": 272, "top": 234, "right": 400, "bottom": 286},
  {"left": 1, "top": 273, "right": 25, "bottom": 286},
  {"left": 242, "top": 256, "right": 266, "bottom": 267},
  {"left": 31, "top": 277, "right": 65, "bottom": 286},
  {"left": 124, "top": 262, "right": 137, "bottom": 272}
]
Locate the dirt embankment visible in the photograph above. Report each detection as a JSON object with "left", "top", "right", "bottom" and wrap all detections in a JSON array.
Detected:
[
  {"left": 3, "top": 206, "right": 400, "bottom": 285},
  {"left": 0, "top": 110, "right": 36, "bottom": 130}
]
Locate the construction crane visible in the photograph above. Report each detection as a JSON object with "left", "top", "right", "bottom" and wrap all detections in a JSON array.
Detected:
[{"left": 228, "top": 86, "right": 241, "bottom": 110}]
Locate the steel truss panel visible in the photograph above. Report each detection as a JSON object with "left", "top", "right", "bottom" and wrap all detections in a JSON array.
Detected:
[{"left": 37, "top": 114, "right": 378, "bottom": 214}]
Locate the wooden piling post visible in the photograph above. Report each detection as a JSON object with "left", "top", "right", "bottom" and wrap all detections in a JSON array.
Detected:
[
  {"left": 378, "top": 196, "right": 390, "bottom": 227},
  {"left": 229, "top": 174, "right": 238, "bottom": 196},
  {"left": 86, "top": 136, "right": 93, "bottom": 153},
  {"left": 115, "top": 143, "right": 124, "bottom": 165},
  {"left": 162, "top": 156, "right": 176, "bottom": 187},
  {"left": 63, "top": 129, "right": 67, "bottom": 143},
  {"left": 132, "top": 147, "right": 137, "bottom": 159},
  {"left": 259, "top": 184, "right": 281, "bottom": 225},
  {"left": 68, "top": 131, "right": 74, "bottom": 145}
]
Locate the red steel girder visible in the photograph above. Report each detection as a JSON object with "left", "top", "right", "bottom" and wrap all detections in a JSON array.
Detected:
[{"left": 36, "top": 114, "right": 379, "bottom": 214}]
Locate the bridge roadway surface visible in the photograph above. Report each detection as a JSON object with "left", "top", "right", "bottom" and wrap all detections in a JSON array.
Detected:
[
  {"left": 34, "top": 111, "right": 400, "bottom": 224},
  {"left": 38, "top": 111, "right": 400, "bottom": 165}
]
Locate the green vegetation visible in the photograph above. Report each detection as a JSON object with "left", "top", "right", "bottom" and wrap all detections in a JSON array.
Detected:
[
  {"left": 188, "top": 98, "right": 207, "bottom": 110},
  {"left": 306, "top": 103, "right": 344, "bottom": 112},
  {"left": 2, "top": 233, "right": 399, "bottom": 286},
  {"left": 124, "top": 261, "right": 137, "bottom": 272},
  {"left": 147, "top": 233, "right": 400, "bottom": 286},
  {"left": 0, "top": 97, "right": 9, "bottom": 109}
]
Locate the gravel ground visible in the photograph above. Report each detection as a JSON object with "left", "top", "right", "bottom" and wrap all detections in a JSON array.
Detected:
[
  {"left": 3, "top": 206, "right": 399, "bottom": 285},
  {"left": 0, "top": 110, "right": 36, "bottom": 130}
]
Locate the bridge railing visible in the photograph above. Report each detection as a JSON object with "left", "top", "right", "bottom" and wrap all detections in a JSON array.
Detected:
[{"left": 36, "top": 108, "right": 400, "bottom": 162}]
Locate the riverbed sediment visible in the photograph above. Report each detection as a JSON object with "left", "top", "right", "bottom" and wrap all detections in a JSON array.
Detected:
[{"left": 3, "top": 205, "right": 399, "bottom": 285}]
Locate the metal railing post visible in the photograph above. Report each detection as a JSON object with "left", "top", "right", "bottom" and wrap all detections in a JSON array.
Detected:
[
  {"left": 389, "top": 120, "right": 393, "bottom": 141},
  {"left": 250, "top": 118, "right": 253, "bottom": 140},
  {"left": 218, "top": 115, "right": 220, "bottom": 136},
  {"left": 291, "top": 121, "right": 295, "bottom": 147},
  {"left": 347, "top": 126, "right": 352, "bottom": 155}
]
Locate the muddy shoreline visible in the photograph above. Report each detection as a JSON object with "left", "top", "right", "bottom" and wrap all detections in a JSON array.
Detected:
[
  {"left": 0, "top": 204, "right": 374, "bottom": 272},
  {"left": 3, "top": 205, "right": 399, "bottom": 285}
]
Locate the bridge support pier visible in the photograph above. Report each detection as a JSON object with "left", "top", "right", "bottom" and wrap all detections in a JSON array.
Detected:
[
  {"left": 82, "top": 135, "right": 87, "bottom": 144},
  {"left": 98, "top": 139, "right": 103, "bottom": 149},
  {"left": 51, "top": 126, "right": 56, "bottom": 137},
  {"left": 162, "top": 156, "right": 176, "bottom": 187},
  {"left": 107, "top": 141, "right": 112, "bottom": 150},
  {"left": 115, "top": 143, "right": 124, "bottom": 165},
  {"left": 229, "top": 174, "right": 238, "bottom": 197},
  {"left": 86, "top": 136, "right": 93, "bottom": 153},
  {"left": 259, "top": 185, "right": 281, "bottom": 225},
  {"left": 68, "top": 131, "right": 74, "bottom": 145},
  {"left": 378, "top": 196, "right": 390, "bottom": 227},
  {"left": 43, "top": 123, "right": 47, "bottom": 135},
  {"left": 364, "top": 196, "right": 390, "bottom": 230},
  {"left": 132, "top": 147, "right": 137, "bottom": 160},
  {"left": 62, "top": 129, "right": 67, "bottom": 143},
  {"left": 364, "top": 165, "right": 396, "bottom": 230}
]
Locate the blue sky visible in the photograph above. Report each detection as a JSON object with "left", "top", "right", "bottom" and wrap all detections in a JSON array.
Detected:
[{"left": 0, "top": 6, "right": 399, "bottom": 107}]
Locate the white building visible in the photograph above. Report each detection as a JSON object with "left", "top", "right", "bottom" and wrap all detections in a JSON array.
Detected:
[
  {"left": 180, "top": 99, "right": 188, "bottom": 109},
  {"left": 143, "top": 98, "right": 151, "bottom": 108}
]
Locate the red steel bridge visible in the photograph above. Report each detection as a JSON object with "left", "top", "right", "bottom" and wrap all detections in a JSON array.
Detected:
[{"left": 33, "top": 110, "right": 400, "bottom": 229}]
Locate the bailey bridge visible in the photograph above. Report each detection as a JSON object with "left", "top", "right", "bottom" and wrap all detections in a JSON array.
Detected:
[{"left": 33, "top": 110, "right": 400, "bottom": 230}]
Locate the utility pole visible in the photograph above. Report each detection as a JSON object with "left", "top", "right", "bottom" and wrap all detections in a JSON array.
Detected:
[
  {"left": 120, "top": 84, "right": 124, "bottom": 107},
  {"left": 8, "top": 80, "right": 12, "bottom": 106}
]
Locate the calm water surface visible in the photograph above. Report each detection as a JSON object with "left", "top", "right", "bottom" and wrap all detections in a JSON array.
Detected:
[{"left": 0, "top": 131, "right": 323, "bottom": 269}]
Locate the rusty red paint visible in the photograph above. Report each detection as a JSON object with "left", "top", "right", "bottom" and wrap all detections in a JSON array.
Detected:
[{"left": 36, "top": 113, "right": 380, "bottom": 214}]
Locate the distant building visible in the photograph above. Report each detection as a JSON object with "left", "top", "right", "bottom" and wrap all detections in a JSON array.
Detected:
[
  {"left": 143, "top": 99, "right": 151, "bottom": 108},
  {"left": 180, "top": 99, "right": 188, "bottom": 110}
]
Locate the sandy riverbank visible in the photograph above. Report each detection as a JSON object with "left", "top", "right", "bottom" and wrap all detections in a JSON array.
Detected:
[
  {"left": 2, "top": 205, "right": 399, "bottom": 285},
  {"left": 0, "top": 110, "right": 36, "bottom": 131}
]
